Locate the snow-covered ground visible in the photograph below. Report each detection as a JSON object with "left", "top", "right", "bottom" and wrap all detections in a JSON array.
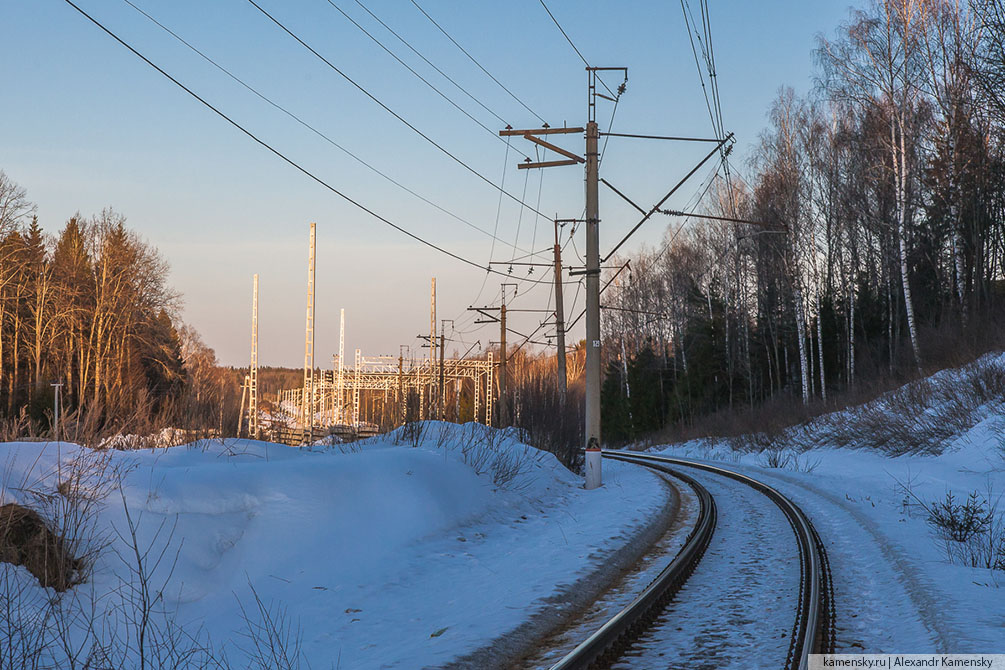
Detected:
[
  {"left": 611, "top": 468, "right": 800, "bottom": 669},
  {"left": 0, "top": 422, "right": 667, "bottom": 668},
  {"left": 652, "top": 395, "right": 1005, "bottom": 652},
  {"left": 3, "top": 357, "right": 1005, "bottom": 667}
]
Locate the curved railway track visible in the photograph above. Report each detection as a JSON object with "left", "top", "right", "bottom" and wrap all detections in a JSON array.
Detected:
[{"left": 549, "top": 450, "right": 834, "bottom": 670}]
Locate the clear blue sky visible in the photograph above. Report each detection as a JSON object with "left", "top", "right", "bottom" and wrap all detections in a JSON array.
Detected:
[{"left": 2, "top": 0, "right": 862, "bottom": 367}]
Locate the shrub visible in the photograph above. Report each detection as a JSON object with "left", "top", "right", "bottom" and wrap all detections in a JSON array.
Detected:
[
  {"left": 900, "top": 481, "right": 1005, "bottom": 571},
  {"left": 927, "top": 491, "right": 993, "bottom": 543},
  {"left": 758, "top": 449, "right": 791, "bottom": 469}
]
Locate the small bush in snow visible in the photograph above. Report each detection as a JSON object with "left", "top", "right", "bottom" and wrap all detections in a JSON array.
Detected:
[
  {"left": 789, "top": 453, "right": 822, "bottom": 473},
  {"left": 434, "top": 422, "right": 454, "bottom": 448},
  {"left": 901, "top": 481, "right": 1005, "bottom": 571},
  {"left": 758, "top": 450, "right": 791, "bottom": 469},
  {"left": 457, "top": 425, "right": 543, "bottom": 490},
  {"left": 754, "top": 448, "right": 820, "bottom": 473},
  {"left": 991, "top": 420, "right": 1005, "bottom": 462},
  {"left": 398, "top": 421, "right": 428, "bottom": 449},
  {"left": 927, "top": 491, "right": 994, "bottom": 544},
  {"left": 236, "top": 581, "right": 305, "bottom": 670}
]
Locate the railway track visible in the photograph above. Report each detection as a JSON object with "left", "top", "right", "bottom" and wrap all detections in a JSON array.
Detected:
[{"left": 550, "top": 450, "right": 834, "bottom": 670}]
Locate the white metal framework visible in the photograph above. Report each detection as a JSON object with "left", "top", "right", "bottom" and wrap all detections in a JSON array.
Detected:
[
  {"left": 337, "top": 308, "right": 345, "bottom": 423},
  {"left": 249, "top": 273, "right": 259, "bottom": 439},
  {"left": 300, "top": 222, "right": 316, "bottom": 444},
  {"left": 281, "top": 351, "right": 496, "bottom": 435}
]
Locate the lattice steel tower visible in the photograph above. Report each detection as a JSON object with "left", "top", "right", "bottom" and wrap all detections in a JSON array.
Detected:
[
  {"left": 337, "top": 308, "right": 345, "bottom": 424},
  {"left": 300, "top": 222, "right": 316, "bottom": 445},
  {"left": 249, "top": 273, "right": 260, "bottom": 440}
]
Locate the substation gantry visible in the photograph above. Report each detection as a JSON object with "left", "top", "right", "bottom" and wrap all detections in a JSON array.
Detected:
[{"left": 278, "top": 351, "right": 495, "bottom": 441}]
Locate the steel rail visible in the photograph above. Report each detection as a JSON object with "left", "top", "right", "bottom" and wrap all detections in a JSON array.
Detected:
[
  {"left": 550, "top": 455, "right": 717, "bottom": 670},
  {"left": 600, "top": 451, "right": 835, "bottom": 670}
]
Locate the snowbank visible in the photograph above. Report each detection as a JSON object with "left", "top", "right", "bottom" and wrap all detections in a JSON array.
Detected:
[
  {"left": 0, "top": 422, "right": 667, "bottom": 667},
  {"left": 653, "top": 391, "right": 1005, "bottom": 652}
]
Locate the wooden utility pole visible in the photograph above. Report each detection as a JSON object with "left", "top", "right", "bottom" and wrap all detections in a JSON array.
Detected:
[
  {"left": 51, "top": 381, "right": 63, "bottom": 443},
  {"left": 553, "top": 219, "right": 573, "bottom": 402},
  {"left": 499, "top": 283, "right": 515, "bottom": 426}
]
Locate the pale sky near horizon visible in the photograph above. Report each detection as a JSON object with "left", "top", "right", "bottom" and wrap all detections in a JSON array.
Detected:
[{"left": 3, "top": 0, "right": 863, "bottom": 367}]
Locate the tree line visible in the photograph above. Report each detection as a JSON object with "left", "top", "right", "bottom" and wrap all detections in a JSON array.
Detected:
[
  {"left": 601, "top": 0, "right": 1005, "bottom": 442},
  {"left": 0, "top": 171, "right": 240, "bottom": 439}
]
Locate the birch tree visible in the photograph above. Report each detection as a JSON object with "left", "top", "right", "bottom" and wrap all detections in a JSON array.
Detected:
[{"left": 821, "top": 0, "right": 932, "bottom": 371}]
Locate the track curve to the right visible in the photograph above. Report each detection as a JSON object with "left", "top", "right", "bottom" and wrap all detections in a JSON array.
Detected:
[{"left": 551, "top": 450, "right": 835, "bottom": 670}]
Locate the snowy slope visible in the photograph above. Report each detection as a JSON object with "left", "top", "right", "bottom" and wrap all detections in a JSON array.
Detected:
[
  {"left": 653, "top": 393, "right": 1005, "bottom": 652},
  {"left": 0, "top": 422, "right": 667, "bottom": 668}
]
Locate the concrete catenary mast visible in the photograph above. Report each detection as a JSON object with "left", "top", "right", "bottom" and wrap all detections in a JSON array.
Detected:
[{"left": 300, "top": 223, "right": 316, "bottom": 445}]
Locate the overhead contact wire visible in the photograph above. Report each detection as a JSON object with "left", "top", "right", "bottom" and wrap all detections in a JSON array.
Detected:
[
  {"left": 409, "top": 0, "right": 547, "bottom": 125},
  {"left": 246, "top": 0, "right": 548, "bottom": 219},
  {"left": 61, "top": 0, "right": 523, "bottom": 278},
  {"left": 119, "top": 0, "right": 530, "bottom": 252}
]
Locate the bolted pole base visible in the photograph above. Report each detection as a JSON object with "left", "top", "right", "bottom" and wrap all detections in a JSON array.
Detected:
[{"left": 585, "top": 447, "right": 602, "bottom": 490}]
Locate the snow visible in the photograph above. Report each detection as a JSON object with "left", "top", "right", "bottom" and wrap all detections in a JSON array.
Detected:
[
  {"left": 610, "top": 468, "right": 800, "bottom": 669},
  {"left": 0, "top": 422, "right": 667, "bottom": 668},
  {"left": 3, "top": 357, "right": 1005, "bottom": 665},
  {"left": 522, "top": 477, "right": 699, "bottom": 669},
  {"left": 651, "top": 380, "right": 1005, "bottom": 653}
]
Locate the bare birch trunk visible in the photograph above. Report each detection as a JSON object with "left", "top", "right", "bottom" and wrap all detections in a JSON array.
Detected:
[
  {"left": 793, "top": 285, "right": 810, "bottom": 404},
  {"left": 894, "top": 116, "right": 922, "bottom": 372},
  {"left": 848, "top": 280, "right": 856, "bottom": 388},
  {"left": 816, "top": 293, "right": 827, "bottom": 401}
]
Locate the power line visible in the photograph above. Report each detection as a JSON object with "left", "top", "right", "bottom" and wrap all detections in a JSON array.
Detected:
[
  {"left": 536, "top": 0, "right": 625, "bottom": 175},
  {"left": 409, "top": 0, "right": 546, "bottom": 125},
  {"left": 352, "top": 0, "right": 509, "bottom": 128},
  {"left": 453, "top": 238, "right": 578, "bottom": 335},
  {"left": 508, "top": 167, "right": 532, "bottom": 269},
  {"left": 538, "top": 0, "right": 616, "bottom": 98},
  {"left": 473, "top": 137, "right": 515, "bottom": 310},
  {"left": 322, "top": 0, "right": 530, "bottom": 160},
  {"left": 60, "top": 0, "right": 527, "bottom": 279},
  {"left": 651, "top": 158, "right": 722, "bottom": 266},
  {"left": 681, "top": 0, "right": 715, "bottom": 130},
  {"left": 682, "top": 0, "right": 738, "bottom": 217},
  {"left": 527, "top": 166, "right": 545, "bottom": 266},
  {"left": 539, "top": 0, "right": 588, "bottom": 67},
  {"left": 564, "top": 261, "right": 628, "bottom": 331},
  {"left": 118, "top": 0, "right": 532, "bottom": 253},
  {"left": 603, "top": 134, "right": 733, "bottom": 262},
  {"left": 601, "top": 132, "right": 721, "bottom": 142},
  {"left": 700, "top": 0, "right": 737, "bottom": 216},
  {"left": 658, "top": 209, "right": 775, "bottom": 227},
  {"left": 246, "top": 0, "right": 548, "bottom": 220},
  {"left": 599, "top": 94, "right": 620, "bottom": 165}
]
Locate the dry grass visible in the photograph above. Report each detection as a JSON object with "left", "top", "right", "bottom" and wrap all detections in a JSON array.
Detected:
[
  {"left": 0, "top": 503, "right": 83, "bottom": 591},
  {"left": 809, "top": 355, "right": 1005, "bottom": 455},
  {"left": 654, "top": 309, "right": 1005, "bottom": 455},
  {"left": 656, "top": 349, "right": 1005, "bottom": 456}
]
